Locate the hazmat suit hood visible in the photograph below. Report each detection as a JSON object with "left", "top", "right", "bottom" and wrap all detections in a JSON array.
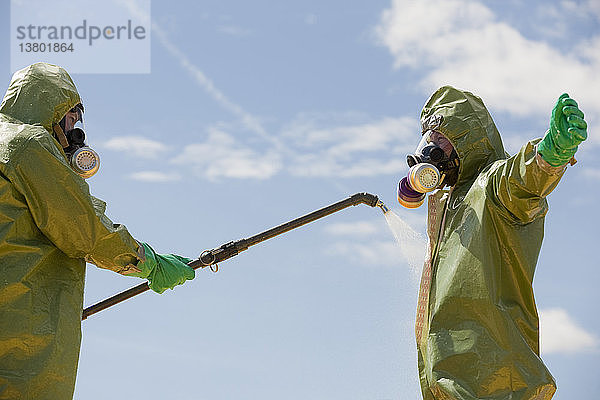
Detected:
[
  {"left": 0, "top": 62, "right": 81, "bottom": 134},
  {"left": 420, "top": 86, "right": 507, "bottom": 188}
]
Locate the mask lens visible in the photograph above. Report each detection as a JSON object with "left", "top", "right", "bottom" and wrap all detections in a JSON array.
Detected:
[
  {"left": 73, "top": 114, "right": 84, "bottom": 131},
  {"left": 422, "top": 144, "right": 444, "bottom": 162},
  {"left": 413, "top": 131, "right": 432, "bottom": 155},
  {"left": 73, "top": 119, "right": 84, "bottom": 130}
]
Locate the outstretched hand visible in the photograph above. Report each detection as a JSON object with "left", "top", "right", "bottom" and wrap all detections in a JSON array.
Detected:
[{"left": 538, "top": 93, "right": 587, "bottom": 167}]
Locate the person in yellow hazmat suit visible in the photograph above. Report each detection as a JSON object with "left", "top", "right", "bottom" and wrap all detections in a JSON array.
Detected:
[
  {"left": 396, "top": 86, "right": 587, "bottom": 399},
  {"left": 0, "top": 62, "right": 196, "bottom": 399}
]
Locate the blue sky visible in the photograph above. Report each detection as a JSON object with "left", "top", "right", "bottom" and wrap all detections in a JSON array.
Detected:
[{"left": 2, "top": 0, "right": 600, "bottom": 398}]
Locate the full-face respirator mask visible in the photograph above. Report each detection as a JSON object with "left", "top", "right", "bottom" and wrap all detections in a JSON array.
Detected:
[
  {"left": 397, "top": 130, "right": 459, "bottom": 208},
  {"left": 53, "top": 104, "right": 100, "bottom": 179}
]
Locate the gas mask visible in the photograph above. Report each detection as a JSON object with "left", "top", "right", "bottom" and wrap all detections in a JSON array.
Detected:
[
  {"left": 397, "top": 130, "right": 459, "bottom": 208},
  {"left": 53, "top": 104, "right": 100, "bottom": 179}
]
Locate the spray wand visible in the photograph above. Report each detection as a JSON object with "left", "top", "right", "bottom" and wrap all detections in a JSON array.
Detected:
[{"left": 82, "top": 192, "right": 388, "bottom": 320}]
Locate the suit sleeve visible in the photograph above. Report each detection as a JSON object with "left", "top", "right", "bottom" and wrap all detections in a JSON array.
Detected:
[
  {"left": 8, "top": 133, "right": 142, "bottom": 274},
  {"left": 489, "top": 139, "right": 566, "bottom": 223}
]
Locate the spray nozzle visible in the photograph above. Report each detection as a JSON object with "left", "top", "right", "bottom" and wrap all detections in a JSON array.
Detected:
[{"left": 376, "top": 200, "right": 389, "bottom": 214}]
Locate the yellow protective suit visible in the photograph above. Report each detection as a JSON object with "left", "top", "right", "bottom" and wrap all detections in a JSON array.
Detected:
[
  {"left": 0, "top": 63, "right": 141, "bottom": 399},
  {"left": 415, "top": 87, "right": 566, "bottom": 399}
]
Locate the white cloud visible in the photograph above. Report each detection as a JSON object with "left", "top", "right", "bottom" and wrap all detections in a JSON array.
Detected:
[
  {"left": 171, "top": 128, "right": 282, "bottom": 180},
  {"left": 324, "top": 211, "right": 426, "bottom": 280},
  {"left": 104, "top": 136, "right": 169, "bottom": 158},
  {"left": 324, "top": 221, "right": 380, "bottom": 236},
  {"left": 218, "top": 25, "right": 252, "bottom": 36},
  {"left": 499, "top": 132, "right": 536, "bottom": 155},
  {"left": 375, "top": 0, "right": 600, "bottom": 129},
  {"left": 104, "top": 114, "right": 420, "bottom": 181},
  {"left": 305, "top": 14, "right": 317, "bottom": 25},
  {"left": 129, "top": 171, "right": 181, "bottom": 182},
  {"left": 581, "top": 167, "right": 600, "bottom": 181},
  {"left": 540, "top": 308, "right": 598, "bottom": 354},
  {"left": 164, "top": 114, "right": 419, "bottom": 181},
  {"left": 326, "top": 238, "right": 423, "bottom": 284},
  {"left": 585, "top": 0, "right": 600, "bottom": 19},
  {"left": 559, "top": 0, "right": 600, "bottom": 20},
  {"left": 289, "top": 155, "right": 407, "bottom": 178},
  {"left": 328, "top": 240, "right": 404, "bottom": 268},
  {"left": 533, "top": 3, "right": 569, "bottom": 39},
  {"left": 284, "top": 116, "right": 418, "bottom": 178},
  {"left": 120, "top": 0, "right": 278, "bottom": 149}
]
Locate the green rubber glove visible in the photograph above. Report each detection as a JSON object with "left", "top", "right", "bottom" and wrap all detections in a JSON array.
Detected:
[
  {"left": 132, "top": 242, "right": 195, "bottom": 294},
  {"left": 537, "top": 93, "right": 587, "bottom": 167}
]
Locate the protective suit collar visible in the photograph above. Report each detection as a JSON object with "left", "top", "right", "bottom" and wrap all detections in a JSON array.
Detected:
[{"left": 420, "top": 86, "right": 507, "bottom": 187}]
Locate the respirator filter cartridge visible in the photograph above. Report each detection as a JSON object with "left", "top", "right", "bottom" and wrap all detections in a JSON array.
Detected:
[
  {"left": 70, "top": 147, "right": 100, "bottom": 179},
  {"left": 397, "top": 163, "right": 441, "bottom": 208}
]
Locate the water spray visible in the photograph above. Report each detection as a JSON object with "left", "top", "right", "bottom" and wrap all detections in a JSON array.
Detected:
[{"left": 83, "top": 192, "right": 389, "bottom": 320}]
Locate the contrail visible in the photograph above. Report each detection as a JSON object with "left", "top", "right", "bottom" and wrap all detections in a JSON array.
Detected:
[
  {"left": 116, "top": 0, "right": 356, "bottom": 196},
  {"left": 118, "top": 0, "right": 287, "bottom": 152}
]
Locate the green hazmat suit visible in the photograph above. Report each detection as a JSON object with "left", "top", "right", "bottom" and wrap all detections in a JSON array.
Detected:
[
  {"left": 415, "top": 86, "right": 566, "bottom": 400},
  {"left": 0, "top": 63, "right": 141, "bottom": 399}
]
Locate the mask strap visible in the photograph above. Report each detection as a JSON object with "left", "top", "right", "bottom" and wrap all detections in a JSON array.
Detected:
[{"left": 53, "top": 124, "right": 70, "bottom": 149}]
